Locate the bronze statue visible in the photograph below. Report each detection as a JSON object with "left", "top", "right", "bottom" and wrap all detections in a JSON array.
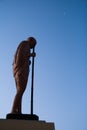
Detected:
[{"left": 11, "top": 37, "right": 36, "bottom": 114}]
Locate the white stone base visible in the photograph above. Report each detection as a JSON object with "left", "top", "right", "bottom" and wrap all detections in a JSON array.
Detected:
[{"left": 0, "top": 119, "right": 55, "bottom": 130}]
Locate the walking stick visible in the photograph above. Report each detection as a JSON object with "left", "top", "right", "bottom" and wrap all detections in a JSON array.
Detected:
[{"left": 31, "top": 47, "right": 35, "bottom": 115}]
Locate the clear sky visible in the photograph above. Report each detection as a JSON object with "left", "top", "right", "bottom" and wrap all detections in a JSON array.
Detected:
[{"left": 0, "top": 0, "right": 87, "bottom": 130}]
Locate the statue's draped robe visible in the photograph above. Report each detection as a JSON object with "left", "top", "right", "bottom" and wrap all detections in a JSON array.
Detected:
[{"left": 13, "top": 41, "right": 31, "bottom": 89}]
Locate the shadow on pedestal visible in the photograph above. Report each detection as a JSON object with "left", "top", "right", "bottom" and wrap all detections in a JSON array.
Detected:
[{"left": 6, "top": 114, "right": 39, "bottom": 120}]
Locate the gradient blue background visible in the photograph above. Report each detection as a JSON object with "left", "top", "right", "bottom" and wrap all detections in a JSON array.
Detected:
[{"left": 0, "top": 0, "right": 87, "bottom": 130}]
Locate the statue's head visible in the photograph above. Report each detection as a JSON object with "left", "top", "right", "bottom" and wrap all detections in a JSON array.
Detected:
[{"left": 27, "top": 37, "right": 37, "bottom": 49}]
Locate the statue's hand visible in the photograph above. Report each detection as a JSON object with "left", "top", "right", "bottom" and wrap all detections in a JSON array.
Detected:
[{"left": 31, "top": 52, "right": 36, "bottom": 57}]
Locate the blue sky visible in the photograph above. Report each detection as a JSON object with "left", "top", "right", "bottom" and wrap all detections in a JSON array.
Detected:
[{"left": 0, "top": 0, "right": 87, "bottom": 130}]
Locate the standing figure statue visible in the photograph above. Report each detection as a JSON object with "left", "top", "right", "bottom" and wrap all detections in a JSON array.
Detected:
[{"left": 11, "top": 37, "right": 36, "bottom": 114}]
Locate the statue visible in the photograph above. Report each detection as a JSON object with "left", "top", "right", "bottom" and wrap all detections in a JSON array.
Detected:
[{"left": 11, "top": 37, "right": 36, "bottom": 114}]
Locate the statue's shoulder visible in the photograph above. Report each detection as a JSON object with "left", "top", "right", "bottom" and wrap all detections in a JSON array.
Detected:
[
  {"left": 18, "top": 40, "right": 27, "bottom": 49},
  {"left": 20, "top": 40, "right": 27, "bottom": 45}
]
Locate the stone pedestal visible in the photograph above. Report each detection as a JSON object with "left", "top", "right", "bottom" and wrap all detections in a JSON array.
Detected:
[
  {"left": 6, "top": 113, "right": 39, "bottom": 120},
  {"left": 0, "top": 119, "right": 55, "bottom": 130}
]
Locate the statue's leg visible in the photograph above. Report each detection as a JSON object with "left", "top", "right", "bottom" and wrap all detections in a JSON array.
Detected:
[
  {"left": 11, "top": 90, "right": 23, "bottom": 114},
  {"left": 17, "top": 79, "right": 27, "bottom": 113},
  {"left": 11, "top": 66, "right": 29, "bottom": 114},
  {"left": 11, "top": 77, "right": 27, "bottom": 114}
]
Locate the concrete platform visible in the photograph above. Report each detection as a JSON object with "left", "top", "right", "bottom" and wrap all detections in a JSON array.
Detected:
[{"left": 0, "top": 119, "right": 55, "bottom": 130}]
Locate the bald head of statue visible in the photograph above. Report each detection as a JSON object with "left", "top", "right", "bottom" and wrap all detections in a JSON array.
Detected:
[{"left": 27, "top": 37, "right": 37, "bottom": 49}]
